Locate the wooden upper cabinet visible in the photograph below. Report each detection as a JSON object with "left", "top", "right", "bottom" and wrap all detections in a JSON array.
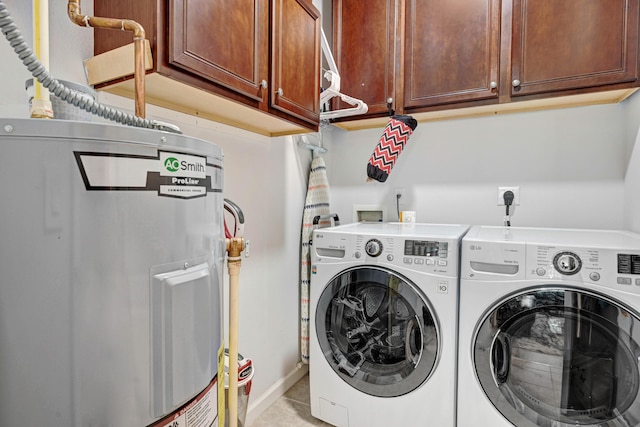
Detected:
[
  {"left": 271, "top": 0, "right": 321, "bottom": 123},
  {"left": 92, "top": 0, "right": 320, "bottom": 135},
  {"left": 510, "top": 0, "right": 639, "bottom": 97},
  {"left": 330, "top": 0, "right": 640, "bottom": 129},
  {"left": 169, "top": 0, "right": 269, "bottom": 103},
  {"left": 404, "top": 0, "right": 501, "bottom": 109},
  {"left": 332, "top": 0, "right": 398, "bottom": 118}
]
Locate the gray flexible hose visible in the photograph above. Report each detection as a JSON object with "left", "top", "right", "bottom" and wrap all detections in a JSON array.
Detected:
[{"left": 0, "top": 1, "right": 181, "bottom": 134}]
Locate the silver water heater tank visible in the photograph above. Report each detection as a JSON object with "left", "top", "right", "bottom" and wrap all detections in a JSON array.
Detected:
[{"left": 0, "top": 118, "right": 225, "bottom": 426}]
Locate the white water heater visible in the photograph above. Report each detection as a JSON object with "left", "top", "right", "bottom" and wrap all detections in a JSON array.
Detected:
[{"left": 0, "top": 118, "right": 225, "bottom": 426}]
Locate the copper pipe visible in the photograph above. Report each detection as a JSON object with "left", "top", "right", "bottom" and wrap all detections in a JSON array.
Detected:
[
  {"left": 67, "top": 0, "right": 146, "bottom": 118},
  {"left": 226, "top": 237, "right": 245, "bottom": 427}
]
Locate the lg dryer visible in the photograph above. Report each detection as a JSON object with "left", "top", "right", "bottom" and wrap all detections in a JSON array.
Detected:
[
  {"left": 458, "top": 225, "right": 640, "bottom": 427},
  {"left": 310, "top": 222, "right": 469, "bottom": 427}
]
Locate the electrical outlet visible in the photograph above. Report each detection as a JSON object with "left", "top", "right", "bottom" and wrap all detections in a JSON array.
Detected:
[
  {"left": 497, "top": 186, "right": 520, "bottom": 206},
  {"left": 395, "top": 188, "right": 405, "bottom": 199}
]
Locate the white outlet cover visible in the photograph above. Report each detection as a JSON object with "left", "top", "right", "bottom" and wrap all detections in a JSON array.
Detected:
[{"left": 497, "top": 186, "right": 520, "bottom": 206}]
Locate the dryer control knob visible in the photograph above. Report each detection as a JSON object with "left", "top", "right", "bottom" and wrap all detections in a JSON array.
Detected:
[
  {"left": 365, "top": 238, "right": 383, "bottom": 257},
  {"left": 553, "top": 251, "right": 582, "bottom": 275}
]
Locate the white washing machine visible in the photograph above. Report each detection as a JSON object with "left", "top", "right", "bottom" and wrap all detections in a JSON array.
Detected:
[
  {"left": 458, "top": 225, "right": 640, "bottom": 427},
  {"left": 309, "top": 222, "right": 469, "bottom": 427}
]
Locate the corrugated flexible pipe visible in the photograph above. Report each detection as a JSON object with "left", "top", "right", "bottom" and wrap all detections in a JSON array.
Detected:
[{"left": 0, "top": 0, "right": 181, "bottom": 133}]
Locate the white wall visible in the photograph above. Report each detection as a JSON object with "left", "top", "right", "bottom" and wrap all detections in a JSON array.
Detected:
[
  {"left": 326, "top": 104, "right": 631, "bottom": 230},
  {"left": 623, "top": 92, "right": 640, "bottom": 233}
]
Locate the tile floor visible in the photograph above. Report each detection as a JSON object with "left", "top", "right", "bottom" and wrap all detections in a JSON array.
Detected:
[{"left": 249, "top": 374, "right": 332, "bottom": 427}]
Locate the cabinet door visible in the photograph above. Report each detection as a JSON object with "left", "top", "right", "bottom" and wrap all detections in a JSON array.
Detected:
[
  {"left": 404, "top": 0, "right": 501, "bottom": 108},
  {"left": 169, "top": 0, "right": 269, "bottom": 102},
  {"left": 511, "top": 0, "right": 639, "bottom": 97},
  {"left": 271, "top": 0, "right": 321, "bottom": 124},
  {"left": 333, "top": 0, "right": 398, "bottom": 117}
]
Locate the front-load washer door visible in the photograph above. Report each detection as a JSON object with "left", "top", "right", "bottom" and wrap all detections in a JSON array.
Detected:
[
  {"left": 315, "top": 266, "right": 439, "bottom": 397},
  {"left": 474, "top": 287, "right": 640, "bottom": 427}
]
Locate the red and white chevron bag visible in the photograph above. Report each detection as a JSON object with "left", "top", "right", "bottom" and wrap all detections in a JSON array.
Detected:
[{"left": 366, "top": 115, "right": 418, "bottom": 182}]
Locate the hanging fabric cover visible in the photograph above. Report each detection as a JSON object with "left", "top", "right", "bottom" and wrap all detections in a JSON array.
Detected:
[
  {"left": 300, "top": 155, "right": 330, "bottom": 363},
  {"left": 367, "top": 115, "right": 418, "bottom": 183}
]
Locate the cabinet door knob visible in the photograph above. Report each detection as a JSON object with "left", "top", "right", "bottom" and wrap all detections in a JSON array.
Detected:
[
  {"left": 386, "top": 98, "right": 394, "bottom": 116},
  {"left": 260, "top": 79, "right": 268, "bottom": 89},
  {"left": 512, "top": 79, "right": 521, "bottom": 87},
  {"left": 490, "top": 81, "right": 498, "bottom": 89},
  {"left": 277, "top": 88, "right": 284, "bottom": 96}
]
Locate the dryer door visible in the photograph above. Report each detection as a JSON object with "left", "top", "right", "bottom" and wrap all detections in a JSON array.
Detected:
[
  {"left": 474, "top": 287, "right": 640, "bottom": 427},
  {"left": 315, "top": 266, "right": 439, "bottom": 397}
]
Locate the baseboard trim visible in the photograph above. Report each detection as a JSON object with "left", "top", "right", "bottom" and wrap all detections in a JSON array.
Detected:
[{"left": 244, "top": 363, "right": 309, "bottom": 426}]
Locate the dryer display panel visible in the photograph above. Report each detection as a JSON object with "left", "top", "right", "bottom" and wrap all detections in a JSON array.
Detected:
[
  {"left": 404, "top": 240, "right": 447, "bottom": 257},
  {"left": 315, "top": 266, "right": 439, "bottom": 397},
  {"left": 618, "top": 254, "right": 640, "bottom": 274},
  {"left": 474, "top": 287, "right": 640, "bottom": 427}
]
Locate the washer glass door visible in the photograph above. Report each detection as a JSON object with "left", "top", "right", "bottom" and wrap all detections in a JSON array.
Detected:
[
  {"left": 315, "top": 266, "right": 439, "bottom": 397},
  {"left": 475, "top": 287, "right": 640, "bottom": 426}
]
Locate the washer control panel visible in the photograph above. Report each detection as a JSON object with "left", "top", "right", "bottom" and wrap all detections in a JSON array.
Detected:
[
  {"left": 462, "top": 227, "right": 640, "bottom": 289},
  {"left": 529, "top": 245, "right": 640, "bottom": 288},
  {"left": 313, "top": 230, "right": 459, "bottom": 277}
]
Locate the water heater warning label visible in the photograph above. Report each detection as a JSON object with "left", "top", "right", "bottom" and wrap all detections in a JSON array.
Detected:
[
  {"left": 150, "top": 377, "right": 218, "bottom": 427},
  {"left": 74, "top": 150, "right": 222, "bottom": 199}
]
